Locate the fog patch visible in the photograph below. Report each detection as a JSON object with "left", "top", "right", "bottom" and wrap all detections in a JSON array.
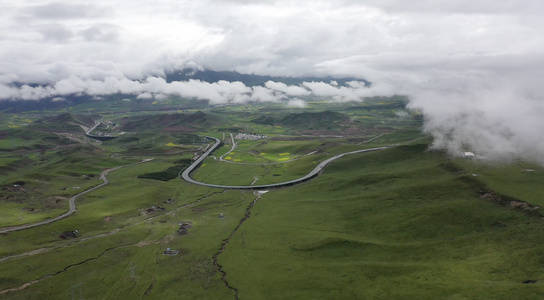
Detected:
[
  {"left": 408, "top": 85, "right": 544, "bottom": 165},
  {"left": 0, "top": 77, "right": 384, "bottom": 104},
  {"left": 395, "top": 110, "right": 410, "bottom": 118},
  {"left": 287, "top": 98, "right": 307, "bottom": 108}
]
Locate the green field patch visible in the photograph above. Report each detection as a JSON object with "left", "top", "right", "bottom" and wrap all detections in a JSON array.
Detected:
[
  {"left": 218, "top": 142, "right": 544, "bottom": 299},
  {"left": 2, "top": 101, "right": 542, "bottom": 299},
  {"left": 222, "top": 140, "right": 320, "bottom": 164},
  {"left": 137, "top": 159, "right": 192, "bottom": 181},
  {"left": 0, "top": 185, "right": 255, "bottom": 299},
  {"left": 0, "top": 157, "right": 20, "bottom": 167},
  {"left": 192, "top": 153, "right": 323, "bottom": 186},
  {"left": 454, "top": 158, "right": 544, "bottom": 207}
]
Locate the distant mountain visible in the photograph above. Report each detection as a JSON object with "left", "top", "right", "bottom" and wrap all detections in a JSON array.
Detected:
[
  {"left": 251, "top": 116, "right": 277, "bottom": 126},
  {"left": 280, "top": 111, "right": 351, "bottom": 126},
  {"left": 0, "top": 69, "right": 369, "bottom": 113},
  {"left": 118, "top": 111, "right": 226, "bottom": 132},
  {"left": 40, "top": 113, "right": 97, "bottom": 127},
  {"left": 0, "top": 97, "right": 86, "bottom": 113},
  {"left": 252, "top": 110, "right": 352, "bottom": 129},
  {"left": 31, "top": 113, "right": 99, "bottom": 132},
  {"left": 165, "top": 68, "right": 369, "bottom": 87}
]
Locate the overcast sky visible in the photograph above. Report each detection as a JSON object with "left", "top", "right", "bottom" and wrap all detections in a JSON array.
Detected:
[{"left": 1, "top": 0, "right": 544, "bottom": 162}]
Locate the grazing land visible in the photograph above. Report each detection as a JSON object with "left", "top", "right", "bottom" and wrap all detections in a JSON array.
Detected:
[{"left": 1, "top": 97, "right": 543, "bottom": 299}]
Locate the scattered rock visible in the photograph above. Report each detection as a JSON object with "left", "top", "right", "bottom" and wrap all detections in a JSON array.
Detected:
[
  {"left": 480, "top": 191, "right": 540, "bottom": 214},
  {"left": 523, "top": 280, "right": 537, "bottom": 284},
  {"left": 163, "top": 248, "right": 179, "bottom": 256},
  {"left": 59, "top": 230, "right": 79, "bottom": 239},
  {"left": 510, "top": 201, "right": 529, "bottom": 210},
  {"left": 177, "top": 222, "right": 192, "bottom": 235},
  {"left": 492, "top": 222, "right": 507, "bottom": 228}
]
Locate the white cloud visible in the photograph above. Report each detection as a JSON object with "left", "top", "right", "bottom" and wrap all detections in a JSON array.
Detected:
[
  {"left": 264, "top": 81, "right": 310, "bottom": 96},
  {"left": 0, "top": 76, "right": 386, "bottom": 106},
  {"left": 287, "top": 98, "right": 307, "bottom": 108},
  {"left": 1, "top": 0, "right": 544, "bottom": 163}
]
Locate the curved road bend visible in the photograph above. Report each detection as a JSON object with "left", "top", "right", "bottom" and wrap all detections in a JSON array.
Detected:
[
  {"left": 0, "top": 158, "right": 154, "bottom": 234},
  {"left": 181, "top": 136, "right": 390, "bottom": 190}
]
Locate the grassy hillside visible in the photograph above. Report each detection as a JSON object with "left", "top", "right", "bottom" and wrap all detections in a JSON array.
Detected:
[
  {"left": 0, "top": 129, "right": 76, "bottom": 153},
  {"left": 30, "top": 113, "right": 98, "bottom": 132},
  {"left": 219, "top": 142, "right": 544, "bottom": 299},
  {"left": 0, "top": 101, "right": 543, "bottom": 299},
  {"left": 118, "top": 111, "right": 226, "bottom": 132}
]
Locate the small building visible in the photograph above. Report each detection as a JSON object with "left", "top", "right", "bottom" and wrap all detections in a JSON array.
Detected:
[
  {"left": 163, "top": 248, "right": 179, "bottom": 256},
  {"left": 463, "top": 151, "right": 475, "bottom": 158},
  {"left": 60, "top": 229, "right": 79, "bottom": 239},
  {"left": 177, "top": 222, "right": 192, "bottom": 235}
]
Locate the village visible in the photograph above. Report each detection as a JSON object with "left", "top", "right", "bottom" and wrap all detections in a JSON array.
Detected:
[{"left": 234, "top": 133, "right": 267, "bottom": 140}]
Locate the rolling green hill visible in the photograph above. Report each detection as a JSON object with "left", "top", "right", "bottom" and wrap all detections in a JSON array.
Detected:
[
  {"left": 1, "top": 100, "right": 543, "bottom": 299},
  {"left": 118, "top": 111, "right": 226, "bottom": 132},
  {"left": 30, "top": 113, "right": 99, "bottom": 132},
  {"left": 251, "top": 110, "right": 353, "bottom": 132}
]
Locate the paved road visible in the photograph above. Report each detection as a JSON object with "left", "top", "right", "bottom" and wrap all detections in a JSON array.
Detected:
[
  {"left": 0, "top": 159, "right": 153, "bottom": 234},
  {"left": 181, "top": 136, "right": 389, "bottom": 190},
  {"left": 86, "top": 120, "right": 101, "bottom": 135},
  {"left": 219, "top": 133, "right": 236, "bottom": 161}
]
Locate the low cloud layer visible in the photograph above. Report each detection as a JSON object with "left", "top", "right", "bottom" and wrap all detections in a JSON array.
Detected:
[
  {"left": 2, "top": 1, "right": 544, "bottom": 164},
  {"left": 407, "top": 71, "right": 544, "bottom": 164},
  {"left": 0, "top": 77, "right": 382, "bottom": 104}
]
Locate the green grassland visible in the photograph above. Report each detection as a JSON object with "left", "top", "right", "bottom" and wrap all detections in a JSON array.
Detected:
[
  {"left": 193, "top": 152, "right": 331, "bottom": 186},
  {"left": 1, "top": 99, "right": 544, "bottom": 299},
  {"left": 220, "top": 143, "right": 544, "bottom": 299},
  {"left": 222, "top": 139, "right": 319, "bottom": 163}
]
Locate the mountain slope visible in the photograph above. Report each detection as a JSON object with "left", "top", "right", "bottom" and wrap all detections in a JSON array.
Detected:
[
  {"left": 118, "top": 111, "right": 226, "bottom": 132},
  {"left": 165, "top": 68, "right": 369, "bottom": 86}
]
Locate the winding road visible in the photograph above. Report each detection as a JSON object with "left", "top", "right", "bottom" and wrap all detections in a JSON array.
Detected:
[
  {"left": 219, "top": 133, "right": 236, "bottom": 161},
  {"left": 0, "top": 159, "right": 154, "bottom": 234},
  {"left": 181, "top": 136, "right": 390, "bottom": 190}
]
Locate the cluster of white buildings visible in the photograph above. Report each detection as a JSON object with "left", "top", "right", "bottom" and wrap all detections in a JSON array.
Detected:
[
  {"left": 463, "top": 151, "right": 487, "bottom": 160},
  {"left": 235, "top": 133, "right": 268, "bottom": 140},
  {"left": 463, "top": 151, "right": 475, "bottom": 158}
]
